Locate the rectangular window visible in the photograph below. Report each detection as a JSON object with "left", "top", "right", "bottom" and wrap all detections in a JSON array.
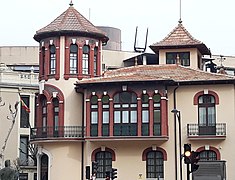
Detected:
[
  {"left": 114, "top": 111, "right": 121, "bottom": 123},
  {"left": 130, "top": 111, "right": 137, "bottom": 123},
  {"left": 70, "top": 53, "right": 77, "bottom": 74},
  {"left": 142, "top": 110, "right": 149, "bottom": 123},
  {"left": 91, "top": 112, "right": 98, "bottom": 124},
  {"left": 20, "top": 136, "right": 28, "bottom": 166},
  {"left": 20, "top": 96, "right": 30, "bottom": 128},
  {"left": 103, "top": 111, "right": 109, "bottom": 124},
  {"left": 122, "top": 111, "right": 129, "bottom": 123},
  {"left": 166, "top": 52, "right": 190, "bottom": 66},
  {"left": 50, "top": 54, "right": 56, "bottom": 74},
  {"left": 82, "top": 54, "right": 89, "bottom": 74}
]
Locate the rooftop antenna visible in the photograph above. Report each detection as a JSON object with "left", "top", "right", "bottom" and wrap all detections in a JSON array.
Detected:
[
  {"left": 134, "top": 26, "right": 148, "bottom": 53},
  {"left": 178, "top": 0, "right": 182, "bottom": 23}
]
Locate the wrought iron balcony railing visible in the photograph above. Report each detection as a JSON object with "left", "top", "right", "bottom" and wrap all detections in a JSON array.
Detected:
[
  {"left": 187, "top": 123, "right": 226, "bottom": 137},
  {"left": 30, "top": 126, "right": 84, "bottom": 140}
]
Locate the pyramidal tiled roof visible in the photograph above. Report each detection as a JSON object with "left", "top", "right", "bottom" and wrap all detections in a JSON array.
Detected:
[
  {"left": 75, "top": 65, "right": 235, "bottom": 86},
  {"left": 150, "top": 23, "right": 211, "bottom": 55},
  {"left": 34, "top": 3, "right": 108, "bottom": 42}
]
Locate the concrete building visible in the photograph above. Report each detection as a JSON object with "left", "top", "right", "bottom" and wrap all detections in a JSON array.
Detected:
[{"left": 28, "top": 2, "right": 235, "bottom": 180}]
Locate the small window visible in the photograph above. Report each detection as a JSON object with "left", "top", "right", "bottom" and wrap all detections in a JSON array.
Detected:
[
  {"left": 70, "top": 44, "right": 78, "bottom": 74},
  {"left": 166, "top": 52, "right": 190, "bottom": 66},
  {"left": 20, "top": 95, "right": 30, "bottom": 128},
  {"left": 49, "top": 45, "right": 56, "bottom": 74},
  {"left": 82, "top": 45, "right": 90, "bottom": 74}
]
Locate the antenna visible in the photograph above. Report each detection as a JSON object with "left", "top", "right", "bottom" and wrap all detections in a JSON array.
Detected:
[
  {"left": 134, "top": 26, "right": 148, "bottom": 53},
  {"left": 179, "top": 0, "right": 182, "bottom": 23}
]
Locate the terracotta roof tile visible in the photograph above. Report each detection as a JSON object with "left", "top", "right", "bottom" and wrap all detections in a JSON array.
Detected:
[
  {"left": 150, "top": 23, "right": 210, "bottom": 55},
  {"left": 34, "top": 4, "right": 108, "bottom": 42},
  {"left": 76, "top": 65, "right": 235, "bottom": 85}
]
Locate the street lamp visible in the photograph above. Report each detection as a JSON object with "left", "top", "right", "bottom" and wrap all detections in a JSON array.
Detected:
[{"left": 171, "top": 109, "right": 183, "bottom": 180}]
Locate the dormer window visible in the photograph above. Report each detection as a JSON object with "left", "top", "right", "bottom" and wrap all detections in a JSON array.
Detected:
[{"left": 166, "top": 52, "right": 190, "bottom": 66}]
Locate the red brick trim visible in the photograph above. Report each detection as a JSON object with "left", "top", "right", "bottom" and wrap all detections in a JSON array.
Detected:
[
  {"left": 91, "top": 147, "right": 116, "bottom": 161},
  {"left": 142, "top": 147, "right": 167, "bottom": 161},
  {"left": 196, "top": 146, "right": 221, "bottom": 160},
  {"left": 193, "top": 90, "right": 219, "bottom": 105}
]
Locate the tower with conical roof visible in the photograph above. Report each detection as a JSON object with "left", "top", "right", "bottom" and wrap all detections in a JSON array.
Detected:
[
  {"left": 32, "top": 2, "right": 108, "bottom": 180},
  {"left": 150, "top": 21, "right": 211, "bottom": 69}
]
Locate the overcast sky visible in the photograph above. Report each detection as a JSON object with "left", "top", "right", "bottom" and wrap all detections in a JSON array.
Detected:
[{"left": 0, "top": 0, "right": 235, "bottom": 56}]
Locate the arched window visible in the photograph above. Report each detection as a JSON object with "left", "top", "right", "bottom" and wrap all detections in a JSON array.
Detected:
[
  {"left": 53, "top": 98, "right": 59, "bottom": 136},
  {"left": 199, "top": 150, "right": 217, "bottom": 161},
  {"left": 113, "top": 92, "right": 137, "bottom": 136},
  {"left": 95, "top": 151, "right": 112, "bottom": 178},
  {"left": 198, "top": 95, "right": 216, "bottom": 135},
  {"left": 82, "top": 45, "right": 90, "bottom": 74},
  {"left": 94, "top": 47, "right": 98, "bottom": 75},
  {"left": 41, "top": 96, "right": 47, "bottom": 134},
  {"left": 146, "top": 151, "right": 164, "bottom": 178},
  {"left": 40, "top": 154, "right": 48, "bottom": 180},
  {"left": 70, "top": 44, "right": 78, "bottom": 74},
  {"left": 49, "top": 45, "right": 56, "bottom": 74},
  {"left": 153, "top": 94, "right": 161, "bottom": 136},
  {"left": 91, "top": 95, "right": 98, "bottom": 136},
  {"left": 102, "top": 95, "right": 109, "bottom": 136},
  {"left": 141, "top": 94, "right": 149, "bottom": 136}
]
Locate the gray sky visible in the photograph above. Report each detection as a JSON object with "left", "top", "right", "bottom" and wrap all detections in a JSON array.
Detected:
[{"left": 1, "top": 0, "right": 235, "bottom": 56}]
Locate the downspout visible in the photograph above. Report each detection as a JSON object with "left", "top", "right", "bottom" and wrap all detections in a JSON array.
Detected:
[{"left": 173, "top": 84, "right": 179, "bottom": 180}]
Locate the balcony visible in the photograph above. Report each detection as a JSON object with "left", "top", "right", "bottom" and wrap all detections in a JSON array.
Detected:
[
  {"left": 187, "top": 123, "right": 226, "bottom": 140},
  {"left": 30, "top": 126, "right": 84, "bottom": 141}
]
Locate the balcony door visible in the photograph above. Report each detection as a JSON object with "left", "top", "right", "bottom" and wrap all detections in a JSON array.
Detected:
[{"left": 198, "top": 95, "right": 216, "bottom": 135}]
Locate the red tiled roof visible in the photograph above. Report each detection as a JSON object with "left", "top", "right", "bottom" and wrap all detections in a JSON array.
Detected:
[
  {"left": 150, "top": 23, "right": 210, "bottom": 55},
  {"left": 34, "top": 4, "right": 108, "bottom": 42},
  {"left": 75, "top": 65, "right": 235, "bottom": 85}
]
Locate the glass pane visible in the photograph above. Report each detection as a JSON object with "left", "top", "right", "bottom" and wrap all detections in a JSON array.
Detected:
[
  {"left": 199, "top": 107, "right": 206, "bottom": 125},
  {"left": 114, "top": 111, "right": 121, "bottom": 123},
  {"left": 122, "top": 111, "right": 129, "bottom": 123},
  {"left": 131, "top": 111, "right": 137, "bottom": 123},
  {"left": 91, "top": 112, "right": 98, "bottom": 124},
  {"left": 142, "top": 110, "right": 149, "bottom": 123},
  {"left": 153, "top": 94, "right": 161, "bottom": 103},
  {"left": 142, "top": 94, "right": 149, "bottom": 103},
  {"left": 102, "top": 96, "right": 109, "bottom": 103},
  {"left": 122, "top": 104, "right": 129, "bottom": 108},
  {"left": 208, "top": 107, "right": 215, "bottom": 125},
  {"left": 154, "top": 110, "right": 160, "bottom": 123},
  {"left": 103, "top": 111, "right": 109, "bottom": 124},
  {"left": 91, "top": 96, "right": 98, "bottom": 104},
  {"left": 70, "top": 44, "right": 78, "bottom": 53}
]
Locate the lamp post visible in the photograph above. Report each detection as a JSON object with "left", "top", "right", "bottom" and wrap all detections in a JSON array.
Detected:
[{"left": 171, "top": 109, "right": 183, "bottom": 180}]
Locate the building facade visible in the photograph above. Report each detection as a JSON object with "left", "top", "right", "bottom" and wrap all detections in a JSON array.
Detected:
[
  {"left": 0, "top": 63, "right": 38, "bottom": 179},
  {"left": 30, "top": 2, "right": 235, "bottom": 180}
]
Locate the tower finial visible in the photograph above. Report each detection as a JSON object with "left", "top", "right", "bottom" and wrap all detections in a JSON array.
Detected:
[
  {"left": 69, "top": 0, "right": 74, "bottom": 6},
  {"left": 178, "top": 0, "right": 182, "bottom": 24}
]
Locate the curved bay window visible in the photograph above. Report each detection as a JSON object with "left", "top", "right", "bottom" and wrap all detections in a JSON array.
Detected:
[
  {"left": 153, "top": 94, "right": 161, "bottom": 136},
  {"left": 199, "top": 150, "right": 217, "bottom": 161},
  {"left": 94, "top": 47, "right": 98, "bottom": 76},
  {"left": 142, "top": 94, "right": 149, "bottom": 136},
  {"left": 102, "top": 95, "right": 109, "bottom": 136},
  {"left": 113, "top": 92, "right": 137, "bottom": 136},
  {"left": 91, "top": 95, "right": 98, "bottom": 136},
  {"left": 82, "top": 45, "right": 90, "bottom": 74},
  {"left": 70, "top": 44, "right": 78, "bottom": 74},
  {"left": 198, "top": 95, "right": 216, "bottom": 135},
  {"left": 49, "top": 45, "right": 56, "bottom": 74},
  {"left": 146, "top": 151, "right": 164, "bottom": 179},
  {"left": 95, "top": 151, "right": 112, "bottom": 178},
  {"left": 53, "top": 98, "right": 59, "bottom": 136}
]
